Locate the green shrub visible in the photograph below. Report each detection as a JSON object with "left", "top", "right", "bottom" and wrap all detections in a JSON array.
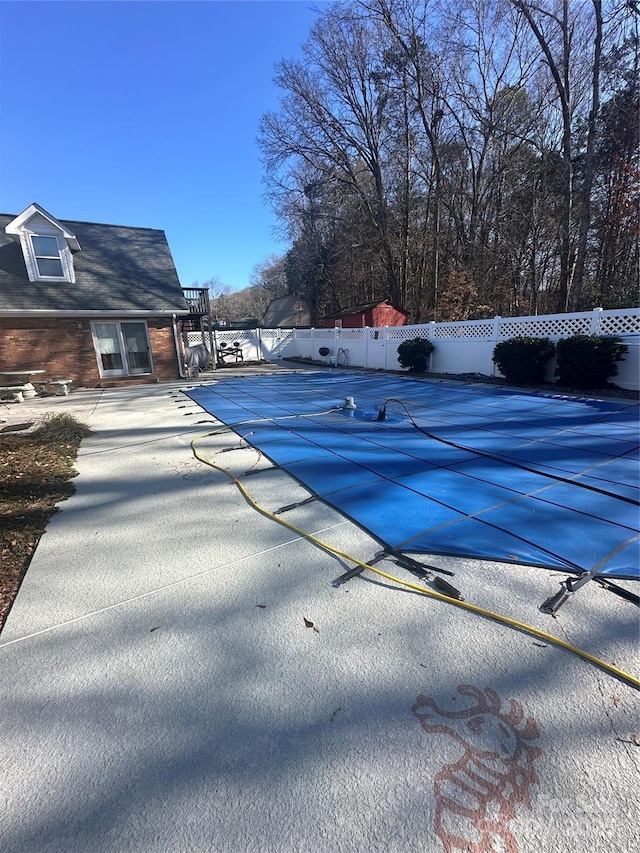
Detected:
[
  {"left": 492, "top": 336, "right": 555, "bottom": 385},
  {"left": 397, "top": 337, "right": 435, "bottom": 372},
  {"left": 555, "top": 335, "right": 627, "bottom": 389}
]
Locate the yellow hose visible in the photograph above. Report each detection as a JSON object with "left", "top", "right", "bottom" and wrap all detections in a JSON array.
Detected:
[{"left": 191, "top": 427, "right": 640, "bottom": 692}]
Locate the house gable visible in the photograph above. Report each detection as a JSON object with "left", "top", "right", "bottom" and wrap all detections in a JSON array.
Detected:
[{"left": 5, "top": 203, "right": 80, "bottom": 284}]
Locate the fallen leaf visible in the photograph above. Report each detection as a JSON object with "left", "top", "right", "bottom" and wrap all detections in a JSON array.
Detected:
[
  {"left": 631, "top": 733, "right": 640, "bottom": 746},
  {"left": 303, "top": 617, "right": 319, "bottom": 633},
  {"left": 255, "top": 604, "right": 267, "bottom": 609}
]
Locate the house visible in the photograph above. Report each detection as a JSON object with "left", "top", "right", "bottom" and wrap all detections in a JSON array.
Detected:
[
  {"left": 263, "top": 294, "right": 310, "bottom": 328},
  {"left": 0, "top": 203, "right": 190, "bottom": 387},
  {"left": 320, "top": 300, "right": 408, "bottom": 329}
]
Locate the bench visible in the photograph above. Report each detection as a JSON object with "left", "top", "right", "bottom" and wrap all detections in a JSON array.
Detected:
[
  {"left": 46, "top": 380, "right": 73, "bottom": 396},
  {"left": 0, "top": 385, "right": 28, "bottom": 403}
]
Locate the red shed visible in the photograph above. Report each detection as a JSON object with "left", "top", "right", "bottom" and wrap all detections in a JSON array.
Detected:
[{"left": 320, "top": 300, "right": 408, "bottom": 328}]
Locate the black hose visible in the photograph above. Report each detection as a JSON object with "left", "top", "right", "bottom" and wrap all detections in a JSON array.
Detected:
[{"left": 381, "top": 398, "right": 639, "bottom": 507}]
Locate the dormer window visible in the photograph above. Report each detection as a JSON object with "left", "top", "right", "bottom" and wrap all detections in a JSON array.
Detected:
[
  {"left": 31, "top": 235, "right": 65, "bottom": 278},
  {"left": 4, "top": 203, "right": 80, "bottom": 283}
]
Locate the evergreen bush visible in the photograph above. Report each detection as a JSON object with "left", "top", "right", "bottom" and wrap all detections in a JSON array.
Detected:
[
  {"left": 492, "top": 336, "right": 555, "bottom": 385},
  {"left": 397, "top": 337, "right": 435, "bottom": 372},
  {"left": 555, "top": 335, "right": 627, "bottom": 388}
]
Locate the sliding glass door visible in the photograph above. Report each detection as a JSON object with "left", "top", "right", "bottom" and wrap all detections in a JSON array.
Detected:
[{"left": 92, "top": 321, "right": 152, "bottom": 377}]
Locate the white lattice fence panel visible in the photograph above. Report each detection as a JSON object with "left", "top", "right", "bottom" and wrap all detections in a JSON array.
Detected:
[
  {"left": 185, "top": 331, "right": 210, "bottom": 348},
  {"left": 215, "top": 330, "right": 259, "bottom": 347},
  {"left": 337, "top": 329, "right": 366, "bottom": 341},
  {"left": 598, "top": 310, "right": 640, "bottom": 336},
  {"left": 499, "top": 316, "right": 590, "bottom": 339},
  {"left": 433, "top": 322, "right": 494, "bottom": 340},
  {"left": 385, "top": 326, "right": 430, "bottom": 341},
  {"left": 259, "top": 329, "right": 278, "bottom": 341},
  {"left": 260, "top": 329, "right": 295, "bottom": 357}
]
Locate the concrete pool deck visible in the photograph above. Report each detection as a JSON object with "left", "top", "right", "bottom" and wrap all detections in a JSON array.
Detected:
[{"left": 1, "top": 369, "right": 639, "bottom": 853}]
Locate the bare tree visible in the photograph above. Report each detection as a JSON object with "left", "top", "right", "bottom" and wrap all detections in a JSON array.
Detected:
[
  {"left": 361, "top": 0, "right": 448, "bottom": 318},
  {"left": 511, "top": 0, "right": 610, "bottom": 310},
  {"left": 259, "top": 5, "right": 404, "bottom": 305},
  {"left": 364, "top": 0, "right": 546, "bottom": 316},
  {"left": 260, "top": 0, "right": 636, "bottom": 320},
  {"left": 593, "top": 79, "right": 640, "bottom": 307},
  {"left": 250, "top": 254, "right": 289, "bottom": 299}
]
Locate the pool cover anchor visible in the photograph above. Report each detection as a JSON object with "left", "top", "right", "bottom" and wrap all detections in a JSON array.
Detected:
[
  {"left": 390, "top": 550, "right": 456, "bottom": 578},
  {"left": 432, "top": 576, "right": 464, "bottom": 601},
  {"left": 540, "top": 583, "right": 573, "bottom": 615},
  {"left": 541, "top": 534, "right": 640, "bottom": 614},
  {"left": 334, "top": 552, "right": 387, "bottom": 586},
  {"left": 541, "top": 568, "right": 601, "bottom": 615},
  {"left": 275, "top": 495, "right": 317, "bottom": 515}
]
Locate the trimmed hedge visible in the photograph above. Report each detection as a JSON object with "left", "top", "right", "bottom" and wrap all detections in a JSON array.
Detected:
[
  {"left": 492, "top": 336, "right": 555, "bottom": 385},
  {"left": 555, "top": 335, "right": 627, "bottom": 388},
  {"left": 397, "top": 337, "right": 435, "bottom": 372}
]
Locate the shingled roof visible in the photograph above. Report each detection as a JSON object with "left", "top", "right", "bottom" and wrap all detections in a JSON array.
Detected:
[
  {"left": 322, "top": 300, "right": 407, "bottom": 320},
  {"left": 0, "top": 212, "right": 188, "bottom": 315}
]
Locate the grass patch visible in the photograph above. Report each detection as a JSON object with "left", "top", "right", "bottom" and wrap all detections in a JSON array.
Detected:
[
  {"left": 30, "top": 412, "right": 94, "bottom": 442},
  {"left": 0, "top": 414, "right": 92, "bottom": 632}
]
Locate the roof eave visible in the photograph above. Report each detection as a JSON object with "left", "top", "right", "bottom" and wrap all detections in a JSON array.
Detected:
[{"left": 0, "top": 309, "right": 190, "bottom": 318}]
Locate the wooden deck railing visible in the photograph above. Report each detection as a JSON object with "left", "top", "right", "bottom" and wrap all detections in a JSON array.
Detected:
[{"left": 182, "top": 288, "right": 210, "bottom": 316}]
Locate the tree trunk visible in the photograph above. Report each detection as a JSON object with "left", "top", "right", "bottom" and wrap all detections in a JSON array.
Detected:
[{"left": 571, "top": 0, "right": 602, "bottom": 310}]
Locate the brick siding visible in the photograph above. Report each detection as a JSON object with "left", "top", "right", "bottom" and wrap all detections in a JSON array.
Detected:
[{"left": 0, "top": 317, "right": 182, "bottom": 387}]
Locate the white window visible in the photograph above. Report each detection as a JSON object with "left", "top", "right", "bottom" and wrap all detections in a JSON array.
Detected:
[
  {"left": 31, "top": 235, "right": 65, "bottom": 278},
  {"left": 5, "top": 204, "right": 79, "bottom": 283}
]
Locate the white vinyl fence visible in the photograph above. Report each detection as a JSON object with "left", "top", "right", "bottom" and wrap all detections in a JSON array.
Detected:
[{"left": 185, "top": 307, "right": 640, "bottom": 391}]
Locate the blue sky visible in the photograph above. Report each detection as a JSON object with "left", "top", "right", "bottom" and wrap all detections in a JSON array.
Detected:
[{"left": 0, "top": 1, "right": 326, "bottom": 291}]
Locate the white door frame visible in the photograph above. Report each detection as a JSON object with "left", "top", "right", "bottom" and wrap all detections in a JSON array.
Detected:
[{"left": 91, "top": 320, "right": 154, "bottom": 378}]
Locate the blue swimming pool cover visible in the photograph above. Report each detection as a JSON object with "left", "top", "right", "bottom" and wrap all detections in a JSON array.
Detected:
[{"left": 187, "top": 372, "right": 640, "bottom": 581}]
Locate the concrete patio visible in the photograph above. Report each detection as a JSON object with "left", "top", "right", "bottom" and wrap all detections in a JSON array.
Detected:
[{"left": 1, "top": 368, "right": 638, "bottom": 853}]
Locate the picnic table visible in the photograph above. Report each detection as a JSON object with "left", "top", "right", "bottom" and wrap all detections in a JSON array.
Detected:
[{"left": 0, "top": 370, "right": 47, "bottom": 400}]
